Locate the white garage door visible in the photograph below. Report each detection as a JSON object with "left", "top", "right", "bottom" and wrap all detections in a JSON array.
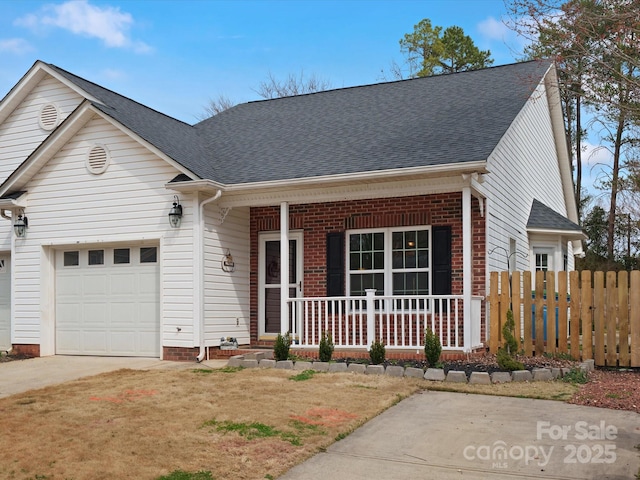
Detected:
[
  {"left": 56, "top": 246, "right": 160, "bottom": 356},
  {"left": 0, "top": 255, "right": 10, "bottom": 351}
]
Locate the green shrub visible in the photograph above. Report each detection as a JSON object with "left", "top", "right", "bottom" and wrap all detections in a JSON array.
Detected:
[
  {"left": 318, "top": 332, "right": 334, "bottom": 362},
  {"left": 497, "top": 310, "right": 524, "bottom": 371},
  {"left": 496, "top": 348, "right": 525, "bottom": 371},
  {"left": 561, "top": 367, "right": 588, "bottom": 384},
  {"left": 273, "top": 332, "right": 291, "bottom": 361},
  {"left": 424, "top": 328, "right": 442, "bottom": 367},
  {"left": 369, "top": 339, "right": 386, "bottom": 365}
]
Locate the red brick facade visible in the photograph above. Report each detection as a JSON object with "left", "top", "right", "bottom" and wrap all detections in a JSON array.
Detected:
[{"left": 250, "top": 192, "right": 486, "bottom": 344}]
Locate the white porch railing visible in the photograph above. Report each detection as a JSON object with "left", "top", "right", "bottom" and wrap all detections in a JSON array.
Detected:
[{"left": 287, "top": 289, "right": 481, "bottom": 351}]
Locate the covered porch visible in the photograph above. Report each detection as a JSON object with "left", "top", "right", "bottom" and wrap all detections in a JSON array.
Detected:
[{"left": 253, "top": 178, "right": 486, "bottom": 354}]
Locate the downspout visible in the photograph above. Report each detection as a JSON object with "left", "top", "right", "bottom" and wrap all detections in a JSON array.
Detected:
[{"left": 196, "top": 190, "right": 222, "bottom": 362}]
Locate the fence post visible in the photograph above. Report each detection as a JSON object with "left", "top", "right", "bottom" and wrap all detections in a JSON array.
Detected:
[
  {"left": 631, "top": 271, "right": 640, "bottom": 367},
  {"left": 581, "top": 271, "right": 593, "bottom": 362},
  {"left": 569, "top": 271, "right": 581, "bottom": 361},
  {"left": 489, "top": 272, "right": 499, "bottom": 353},
  {"left": 365, "top": 289, "right": 376, "bottom": 349},
  {"left": 618, "top": 271, "right": 629, "bottom": 367}
]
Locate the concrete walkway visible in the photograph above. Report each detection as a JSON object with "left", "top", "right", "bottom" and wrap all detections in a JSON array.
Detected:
[
  {"left": 0, "top": 355, "right": 226, "bottom": 398},
  {"left": 280, "top": 391, "right": 640, "bottom": 480}
]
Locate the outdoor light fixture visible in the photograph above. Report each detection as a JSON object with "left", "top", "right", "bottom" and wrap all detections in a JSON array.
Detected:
[
  {"left": 222, "top": 249, "right": 235, "bottom": 272},
  {"left": 168, "top": 195, "right": 182, "bottom": 228},
  {"left": 14, "top": 210, "right": 28, "bottom": 238}
]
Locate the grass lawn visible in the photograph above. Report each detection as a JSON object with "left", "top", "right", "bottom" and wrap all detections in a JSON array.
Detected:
[{"left": 0, "top": 366, "right": 579, "bottom": 480}]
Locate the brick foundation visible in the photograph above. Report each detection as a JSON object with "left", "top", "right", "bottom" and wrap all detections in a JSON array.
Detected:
[
  {"left": 11, "top": 344, "right": 40, "bottom": 357},
  {"left": 162, "top": 346, "right": 201, "bottom": 362}
]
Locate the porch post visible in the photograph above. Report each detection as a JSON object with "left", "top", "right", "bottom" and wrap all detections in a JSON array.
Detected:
[
  {"left": 280, "top": 201, "right": 290, "bottom": 335},
  {"left": 462, "top": 186, "right": 472, "bottom": 352}
]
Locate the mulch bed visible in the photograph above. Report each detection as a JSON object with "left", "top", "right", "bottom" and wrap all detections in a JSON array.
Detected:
[{"left": 334, "top": 353, "right": 579, "bottom": 375}]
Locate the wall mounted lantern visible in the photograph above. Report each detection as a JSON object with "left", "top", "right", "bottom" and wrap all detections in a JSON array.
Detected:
[
  {"left": 14, "top": 210, "right": 28, "bottom": 238},
  {"left": 168, "top": 195, "right": 182, "bottom": 228},
  {"left": 222, "top": 249, "right": 235, "bottom": 272}
]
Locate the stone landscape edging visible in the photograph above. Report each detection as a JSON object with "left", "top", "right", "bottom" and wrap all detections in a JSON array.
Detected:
[{"left": 226, "top": 353, "right": 595, "bottom": 384}]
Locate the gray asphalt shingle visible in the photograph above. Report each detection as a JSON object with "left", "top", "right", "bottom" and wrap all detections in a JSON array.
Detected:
[
  {"left": 527, "top": 199, "right": 582, "bottom": 231},
  {"left": 49, "top": 60, "right": 552, "bottom": 185}
]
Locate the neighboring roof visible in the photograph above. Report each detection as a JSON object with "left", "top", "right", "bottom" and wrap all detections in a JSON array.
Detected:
[
  {"left": 527, "top": 199, "right": 583, "bottom": 233},
  {"left": 45, "top": 63, "right": 207, "bottom": 180},
  {"left": 195, "top": 60, "right": 552, "bottom": 184}
]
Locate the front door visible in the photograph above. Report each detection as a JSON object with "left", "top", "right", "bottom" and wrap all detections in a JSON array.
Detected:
[{"left": 258, "top": 232, "right": 303, "bottom": 337}]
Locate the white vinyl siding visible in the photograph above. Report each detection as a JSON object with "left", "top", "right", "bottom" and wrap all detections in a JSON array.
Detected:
[
  {"left": 484, "top": 80, "right": 572, "bottom": 276},
  {"left": 202, "top": 205, "right": 250, "bottom": 346},
  {"left": 0, "top": 76, "right": 84, "bottom": 251},
  {"left": 10, "top": 114, "right": 194, "bottom": 352},
  {"left": 0, "top": 76, "right": 83, "bottom": 184},
  {"left": 0, "top": 254, "right": 10, "bottom": 350}
]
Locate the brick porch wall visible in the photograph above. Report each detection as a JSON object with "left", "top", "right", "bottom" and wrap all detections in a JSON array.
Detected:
[{"left": 249, "top": 192, "right": 486, "bottom": 345}]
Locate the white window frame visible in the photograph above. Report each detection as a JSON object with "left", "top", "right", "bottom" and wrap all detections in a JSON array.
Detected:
[{"left": 346, "top": 225, "right": 431, "bottom": 296}]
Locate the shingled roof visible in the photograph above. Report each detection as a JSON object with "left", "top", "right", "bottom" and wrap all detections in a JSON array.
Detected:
[
  {"left": 527, "top": 199, "right": 583, "bottom": 232},
  {"left": 195, "top": 60, "right": 552, "bottom": 184},
  {"left": 47, "top": 63, "right": 210, "bottom": 179},
  {"left": 48, "top": 60, "right": 552, "bottom": 185}
]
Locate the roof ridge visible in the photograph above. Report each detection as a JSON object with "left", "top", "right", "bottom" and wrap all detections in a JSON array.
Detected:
[
  {"left": 46, "top": 62, "right": 193, "bottom": 128},
  {"left": 242, "top": 59, "right": 550, "bottom": 106}
]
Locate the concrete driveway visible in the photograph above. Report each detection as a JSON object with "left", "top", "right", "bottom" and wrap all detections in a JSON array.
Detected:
[
  {"left": 0, "top": 355, "right": 226, "bottom": 398},
  {"left": 280, "top": 391, "right": 640, "bottom": 480},
  {"left": 1, "top": 357, "right": 638, "bottom": 479}
]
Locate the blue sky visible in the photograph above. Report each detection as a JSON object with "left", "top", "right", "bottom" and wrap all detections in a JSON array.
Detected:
[
  {"left": 0, "top": 0, "right": 524, "bottom": 123},
  {"left": 0, "top": 0, "right": 610, "bottom": 195}
]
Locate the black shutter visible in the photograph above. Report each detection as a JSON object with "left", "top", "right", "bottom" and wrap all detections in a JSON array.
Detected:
[
  {"left": 432, "top": 226, "right": 452, "bottom": 295},
  {"left": 326, "top": 232, "right": 345, "bottom": 296}
]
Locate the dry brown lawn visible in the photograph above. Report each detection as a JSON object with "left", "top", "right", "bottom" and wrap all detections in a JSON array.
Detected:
[
  {"left": 0, "top": 364, "right": 603, "bottom": 480},
  {"left": 0, "top": 367, "right": 423, "bottom": 480}
]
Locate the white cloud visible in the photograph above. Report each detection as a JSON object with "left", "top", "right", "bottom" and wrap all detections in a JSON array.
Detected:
[
  {"left": 477, "top": 17, "right": 509, "bottom": 41},
  {"left": 0, "top": 38, "right": 33, "bottom": 54},
  {"left": 15, "top": 0, "right": 152, "bottom": 52},
  {"left": 101, "top": 68, "right": 126, "bottom": 81}
]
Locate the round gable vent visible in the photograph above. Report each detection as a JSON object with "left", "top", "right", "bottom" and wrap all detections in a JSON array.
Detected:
[
  {"left": 39, "top": 103, "right": 60, "bottom": 131},
  {"left": 86, "top": 144, "right": 110, "bottom": 175}
]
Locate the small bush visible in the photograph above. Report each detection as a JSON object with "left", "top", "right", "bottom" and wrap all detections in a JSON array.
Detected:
[
  {"left": 496, "top": 348, "right": 525, "bottom": 371},
  {"left": 561, "top": 367, "right": 588, "bottom": 384},
  {"left": 273, "top": 332, "right": 291, "bottom": 361},
  {"left": 318, "top": 332, "right": 334, "bottom": 362},
  {"left": 424, "top": 328, "right": 442, "bottom": 367},
  {"left": 497, "top": 310, "right": 524, "bottom": 371},
  {"left": 369, "top": 339, "right": 386, "bottom": 365}
]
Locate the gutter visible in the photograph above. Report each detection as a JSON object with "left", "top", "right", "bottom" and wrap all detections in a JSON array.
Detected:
[{"left": 196, "top": 190, "right": 222, "bottom": 362}]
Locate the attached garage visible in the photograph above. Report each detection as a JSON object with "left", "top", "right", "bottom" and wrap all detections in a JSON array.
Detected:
[
  {"left": 55, "top": 245, "right": 160, "bottom": 357},
  {"left": 0, "top": 255, "right": 10, "bottom": 351}
]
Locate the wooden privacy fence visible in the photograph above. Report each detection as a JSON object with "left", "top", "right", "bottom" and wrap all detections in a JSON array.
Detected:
[{"left": 488, "top": 270, "right": 640, "bottom": 367}]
